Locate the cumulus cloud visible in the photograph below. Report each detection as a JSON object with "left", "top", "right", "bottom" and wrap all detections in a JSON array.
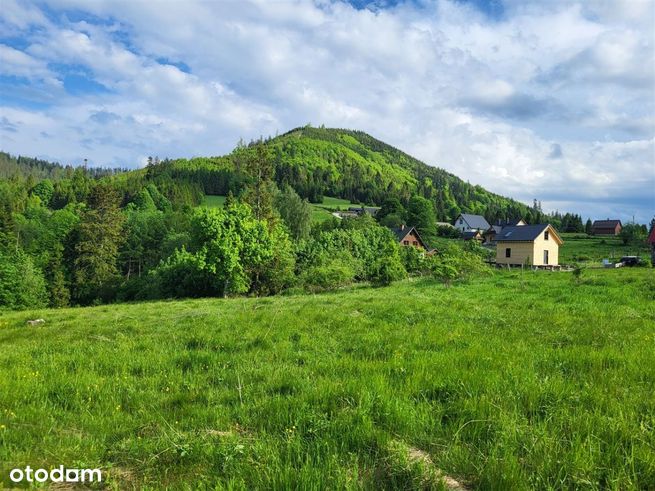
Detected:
[{"left": 0, "top": 0, "right": 653, "bottom": 221}]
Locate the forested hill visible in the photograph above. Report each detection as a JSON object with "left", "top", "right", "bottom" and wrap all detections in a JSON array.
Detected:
[
  {"left": 1, "top": 126, "right": 554, "bottom": 224},
  {"left": 155, "top": 126, "right": 545, "bottom": 223}
]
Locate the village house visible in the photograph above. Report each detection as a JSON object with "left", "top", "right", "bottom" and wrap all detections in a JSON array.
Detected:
[
  {"left": 495, "top": 224, "right": 563, "bottom": 267},
  {"left": 482, "top": 218, "right": 527, "bottom": 245},
  {"left": 648, "top": 226, "right": 655, "bottom": 266},
  {"left": 453, "top": 213, "right": 490, "bottom": 233},
  {"left": 591, "top": 219, "right": 622, "bottom": 236},
  {"left": 462, "top": 230, "right": 483, "bottom": 242},
  {"left": 391, "top": 224, "right": 428, "bottom": 250},
  {"left": 348, "top": 206, "right": 379, "bottom": 217}
]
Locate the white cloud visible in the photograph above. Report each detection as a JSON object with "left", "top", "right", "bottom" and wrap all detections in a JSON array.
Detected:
[{"left": 0, "top": 0, "right": 653, "bottom": 221}]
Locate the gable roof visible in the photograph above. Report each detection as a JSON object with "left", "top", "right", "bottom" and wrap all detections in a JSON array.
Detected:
[
  {"left": 390, "top": 225, "right": 428, "bottom": 248},
  {"left": 592, "top": 219, "right": 622, "bottom": 228},
  {"left": 499, "top": 218, "right": 526, "bottom": 227},
  {"left": 457, "top": 213, "right": 490, "bottom": 230},
  {"left": 462, "top": 230, "right": 482, "bottom": 240},
  {"left": 495, "top": 224, "right": 563, "bottom": 244},
  {"left": 484, "top": 225, "right": 503, "bottom": 235}
]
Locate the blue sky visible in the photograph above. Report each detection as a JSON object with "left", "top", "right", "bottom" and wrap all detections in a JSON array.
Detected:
[{"left": 0, "top": 0, "right": 653, "bottom": 222}]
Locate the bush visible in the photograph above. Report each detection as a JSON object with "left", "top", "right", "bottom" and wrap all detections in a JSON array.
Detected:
[
  {"left": 369, "top": 254, "right": 406, "bottom": 287},
  {"left": 0, "top": 247, "right": 48, "bottom": 310},
  {"left": 436, "top": 225, "right": 461, "bottom": 238},
  {"left": 154, "top": 247, "right": 214, "bottom": 298},
  {"left": 302, "top": 254, "right": 356, "bottom": 292},
  {"left": 400, "top": 246, "right": 431, "bottom": 275},
  {"left": 429, "top": 244, "right": 490, "bottom": 285}
]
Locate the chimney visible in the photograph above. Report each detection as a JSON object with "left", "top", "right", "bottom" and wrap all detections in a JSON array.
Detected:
[{"left": 401, "top": 224, "right": 405, "bottom": 231}]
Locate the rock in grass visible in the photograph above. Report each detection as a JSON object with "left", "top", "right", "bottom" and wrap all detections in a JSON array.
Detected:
[{"left": 26, "top": 319, "right": 45, "bottom": 326}]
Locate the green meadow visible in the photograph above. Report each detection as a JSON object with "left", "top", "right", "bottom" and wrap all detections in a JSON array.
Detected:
[
  {"left": 202, "top": 195, "right": 227, "bottom": 209},
  {"left": 1, "top": 268, "right": 654, "bottom": 489},
  {"left": 559, "top": 233, "right": 650, "bottom": 265},
  {"left": 202, "top": 194, "right": 370, "bottom": 224}
]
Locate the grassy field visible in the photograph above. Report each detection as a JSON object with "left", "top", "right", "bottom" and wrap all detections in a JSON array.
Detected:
[
  {"left": 558, "top": 233, "right": 650, "bottom": 266},
  {"left": 202, "top": 195, "right": 227, "bottom": 209},
  {"left": 202, "top": 194, "right": 361, "bottom": 223},
  {"left": 1, "top": 269, "right": 654, "bottom": 489}
]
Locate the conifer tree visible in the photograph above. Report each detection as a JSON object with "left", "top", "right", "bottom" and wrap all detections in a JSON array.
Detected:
[{"left": 73, "top": 183, "right": 125, "bottom": 303}]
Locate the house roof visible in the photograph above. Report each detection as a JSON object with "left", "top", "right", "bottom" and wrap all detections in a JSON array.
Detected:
[
  {"left": 390, "top": 225, "right": 427, "bottom": 248},
  {"left": 495, "top": 224, "right": 562, "bottom": 244},
  {"left": 462, "top": 230, "right": 482, "bottom": 240},
  {"left": 348, "top": 206, "right": 379, "bottom": 215},
  {"left": 457, "top": 214, "right": 490, "bottom": 230},
  {"left": 484, "top": 225, "right": 503, "bottom": 235},
  {"left": 592, "top": 219, "right": 622, "bottom": 228},
  {"left": 497, "top": 218, "right": 525, "bottom": 227}
]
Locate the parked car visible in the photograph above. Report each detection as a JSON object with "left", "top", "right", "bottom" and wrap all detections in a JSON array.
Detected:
[{"left": 620, "top": 256, "right": 642, "bottom": 267}]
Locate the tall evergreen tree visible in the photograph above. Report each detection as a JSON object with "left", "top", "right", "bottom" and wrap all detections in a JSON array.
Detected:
[
  {"left": 73, "top": 184, "right": 125, "bottom": 303},
  {"left": 243, "top": 143, "right": 276, "bottom": 224}
]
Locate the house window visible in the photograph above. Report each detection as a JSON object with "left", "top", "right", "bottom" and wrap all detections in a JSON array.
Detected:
[
  {"left": 403, "top": 240, "right": 409, "bottom": 245},
  {"left": 505, "top": 248, "right": 511, "bottom": 258},
  {"left": 459, "top": 218, "right": 463, "bottom": 224},
  {"left": 413, "top": 241, "right": 418, "bottom": 246},
  {"left": 544, "top": 250, "right": 549, "bottom": 265},
  {"left": 544, "top": 231, "right": 549, "bottom": 240}
]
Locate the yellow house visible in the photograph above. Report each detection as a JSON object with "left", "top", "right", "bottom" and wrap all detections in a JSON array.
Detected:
[{"left": 495, "top": 224, "right": 563, "bottom": 266}]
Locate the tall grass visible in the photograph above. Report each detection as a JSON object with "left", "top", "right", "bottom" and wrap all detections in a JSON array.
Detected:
[{"left": 0, "top": 269, "right": 653, "bottom": 489}]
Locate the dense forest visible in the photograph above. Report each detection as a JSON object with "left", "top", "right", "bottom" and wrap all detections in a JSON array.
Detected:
[{"left": 1, "top": 126, "right": 610, "bottom": 310}]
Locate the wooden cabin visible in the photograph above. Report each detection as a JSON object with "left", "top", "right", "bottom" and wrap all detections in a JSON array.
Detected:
[
  {"left": 591, "top": 219, "right": 622, "bottom": 236},
  {"left": 462, "top": 230, "right": 483, "bottom": 242},
  {"left": 391, "top": 225, "right": 427, "bottom": 249}
]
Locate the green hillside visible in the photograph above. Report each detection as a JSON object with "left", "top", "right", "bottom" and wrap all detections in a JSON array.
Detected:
[
  {"left": 1, "top": 269, "right": 653, "bottom": 489},
  {"left": 151, "top": 126, "right": 546, "bottom": 224}
]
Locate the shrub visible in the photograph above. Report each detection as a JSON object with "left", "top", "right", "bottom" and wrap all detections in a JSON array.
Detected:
[
  {"left": 154, "top": 247, "right": 214, "bottom": 298},
  {"left": 436, "top": 225, "right": 461, "bottom": 238},
  {"left": 302, "top": 254, "right": 356, "bottom": 292},
  {"left": 429, "top": 244, "right": 490, "bottom": 285},
  {"left": 369, "top": 254, "right": 406, "bottom": 287},
  {"left": 400, "top": 246, "right": 430, "bottom": 275},
  {"left": 0, "top": 246, "right": 48, "bottom": 310}
]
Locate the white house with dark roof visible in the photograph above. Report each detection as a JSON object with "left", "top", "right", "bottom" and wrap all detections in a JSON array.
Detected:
[{"left": 453, "top": 213, "right": 491, "bottom": 233}]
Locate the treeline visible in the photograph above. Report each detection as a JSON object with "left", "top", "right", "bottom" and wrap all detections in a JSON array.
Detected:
[
  {"left": 0, "top": 151, "right": 127, "bottom": 181},
  {"left": 0, "top": 144, "right": 490, "bottom": 311}
]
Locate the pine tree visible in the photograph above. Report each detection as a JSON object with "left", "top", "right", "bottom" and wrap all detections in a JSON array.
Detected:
[
  {"left": 73, "top": 183, "right": 125, "bottom": 303},
  {"left": 243, "top": 143, "right": 276, "bottom": 224}
]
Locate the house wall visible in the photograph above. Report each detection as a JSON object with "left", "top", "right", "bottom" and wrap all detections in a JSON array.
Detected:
[
  {"left": 455, "top": 216, "right": 469, "bottom": 233},
  {"left": 532, "top": 231, "right": 559, "bottom": 266},
  {"left": 496, "top": 231, "right": 559, "bottom": 266},
  {"left": 592, "top": 224, "right": 621, "bottom": 235},
  {"left": 399, "top": 230, "right": 423, "bottom": 249},
  {"left": 496, "top": 242, "right": 535, "bottom": 265}
]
